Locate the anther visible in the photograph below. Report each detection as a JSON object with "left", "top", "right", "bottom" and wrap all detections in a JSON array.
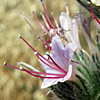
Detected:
[
  {"left": 87, "top": 2, "right": 91, "bottom": 4},
  {"left": 34, "top": 52, "right": 38, "bottom": 55},
  {"left": 31, "top": 10, "right": 34, "bottom": 14},
  {"left": 40, "top": 0, "right": 43, "bottom": 2},
  {"left": 51, "top": 12, "right": 54, "bottom": 15},
  {"left": 4, "top": 61, "right": 7, "bottom": 66},
  {"left": 20, "top": 66, "right": 23, "bottom": 71},
  {"left": 18, "top": 34, "right": 21, "bottom": 38},
  {"left": 64, "top": 2, "right": 67, "bottom": 6},
  {"left": 40, "top": 12, "right": 43, "bottom": 15},
  {"left": 37, "top": 36, "right": 40, "bottom": 39},
  {"left": 46, "top": 52, "right": 50, "bottom": 56}
]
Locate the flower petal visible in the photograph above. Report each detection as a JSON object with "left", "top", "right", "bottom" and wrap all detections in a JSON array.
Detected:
[
  {"left": 51, "top": 34, "right": 64, "bottom": 53},
  {"left": 64, "top": 43, "right": 77, "bottom": 61},
  {"left": 51, "top": 35, "right": 69, "bottom": 69},
  {"left": 59, "top": 64, "right": 72, "bottom": 82},
  {"left": 39, "top": 55, "right": 62, "bottom": 74},
  {"left": 71, "top": 19, "right": 81, "bottom": 48},
  {"left": 41, "top": 78, "right": 59, "bottom": 89},
  {"left": 59, "top": 12, "right": 74, "bottom": 43},
  {"left": 41, "top": 64, "right": 72, "bottom": 89}
]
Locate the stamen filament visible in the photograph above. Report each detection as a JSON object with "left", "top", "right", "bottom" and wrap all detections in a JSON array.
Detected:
[
  {"left": 32, "top": 11, "right": 47, "bottom": 32},
  {"left": 20, "top": 26, "right": 51, "bottom": 50},
  {"left": 19, "top": 36, "right": 60, "bottom": 71},
  {"left": 27, "top": 70, "right": 65, "bottom": 76},
  {"left": 64, "top": 3, "right": 69, "bottom": 16},
  {"left": 23, "top": 69, "right": 64, "bottom": 79},
  {"left": 41, "top": 13, "right": 51, "bottom": 30},
  {"left": 48, "top": 55, "right": 67, "bottom": 74},
  {"left": 41, "top": 0, "right": 54, "bottom": 28},
  {"left": 20, "top": 36, "right": 37, "bottom": 52},
  {"left": 4, "top": 62, "right": 64, "bottom": 79},
  {"left": 7, "top": 63, "right": 20, "bottom": 70},
  {"left": 89, "top": 3, "right": 100, "bottom": 24},
  {"left": 51, "top": 12, "right": 59, "bottom": 28},
  {"left": 37, "top": 55, "right": 62, "bottom": 71}
]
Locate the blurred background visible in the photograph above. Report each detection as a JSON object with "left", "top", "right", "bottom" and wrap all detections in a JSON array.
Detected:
[{"left": 0, "top": 0, "right": 95, "bottom": 100}]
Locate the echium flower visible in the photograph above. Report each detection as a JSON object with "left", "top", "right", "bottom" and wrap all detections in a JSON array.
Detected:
[
  {"left": 4, "top": 34, "right": 77, "bottom": 89},
  {"left": 4, "top": 0, "right": 78, "bottom": 89},
  {"left": 4, "top": 0, "right": 100, "bottom": 100}
]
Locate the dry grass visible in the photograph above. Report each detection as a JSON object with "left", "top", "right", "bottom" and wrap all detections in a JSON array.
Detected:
[{"left": 0, "top": 0, "right": 93, "bottom": 100}]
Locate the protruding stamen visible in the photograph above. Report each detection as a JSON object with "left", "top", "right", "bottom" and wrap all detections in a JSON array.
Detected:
[
  {"left": 23, "top": 68, "right": 64, "bottom": 79},
  {"left": 88, "top": 3, "right": 100, "bottom": 24},
  {"left": 5, "top": 63, "right": 19, "bottom": 70},
  {"left": 51, "top": 12, "right": 59, "bottom": 28},
  {"left": 64, "top": 3, "right": 69, "bottom": 16},
  {"left": 19, "top": 35, "right": 37, "bottom": 52},
  {"left": 32, "top": 11, "right": 47, "bottom": 32},
  {"left": 37, "top": 55, "right": 62, "bottom": 71},
  {"left": 24, "top": 18, "right": 51, "bottom": 50},
  {"left": 5, "top": 62, "right": 64, "bottom": 79},
  {"left": 40, "top": 12, "right": 51, "bottom": 30},
  {"left": 18, "top": 36, "right": 63, "bottom": 72},
  {"left": 18, "top": 36, "right": 58, "bottom": 71},
  {"left": 41, "top": 0, "right": 54, "bottom": 28},
  {"left": 26, "top": 70, "right": 65, "bottom": 77}
]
